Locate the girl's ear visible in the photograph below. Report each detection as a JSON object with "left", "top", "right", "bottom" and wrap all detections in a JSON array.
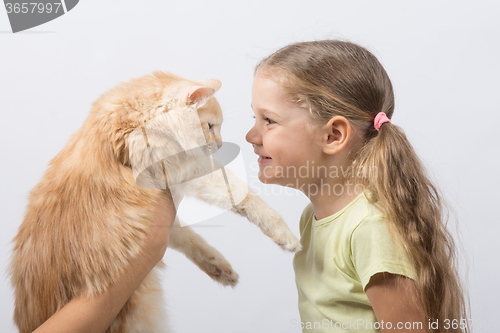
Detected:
[
  {"left": 322, "top": 116, "right": 351, "bottom": 155},
  {"left": 175, "top": 79, "right": 222, "bottom": 106}
]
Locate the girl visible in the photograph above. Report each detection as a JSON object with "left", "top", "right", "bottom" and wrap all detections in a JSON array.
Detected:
[{"left": 245, "top": 40, "right": 469, "bottom": 333}]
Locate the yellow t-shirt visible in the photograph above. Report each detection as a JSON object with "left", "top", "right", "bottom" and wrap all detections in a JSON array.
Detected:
[{"left": 292, "top": 190, "right": 416, "bottom": 332}]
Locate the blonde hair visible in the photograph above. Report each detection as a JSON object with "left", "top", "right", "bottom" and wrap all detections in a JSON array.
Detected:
[{"left": 256, "top": 40, "right": 469, "bottom": 333}]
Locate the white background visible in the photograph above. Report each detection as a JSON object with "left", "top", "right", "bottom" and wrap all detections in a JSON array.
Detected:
[{"left": 1, "top": 1, "right": 499, "bottom": 332}]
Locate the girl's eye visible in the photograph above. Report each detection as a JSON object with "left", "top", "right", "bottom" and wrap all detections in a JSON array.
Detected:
[
  {"left": 264, "top": 117, "right": 276, "bottom": 125},
  {"left": 251, "top": 115, "right": 276, "bottom": 125}
]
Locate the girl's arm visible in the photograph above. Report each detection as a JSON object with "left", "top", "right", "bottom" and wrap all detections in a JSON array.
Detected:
[
  {"left": 365, "top": 272, "right": 428, "bottom": 333},
  {"left": 33, "top": 192, "right": 177, "bottom": 333}
]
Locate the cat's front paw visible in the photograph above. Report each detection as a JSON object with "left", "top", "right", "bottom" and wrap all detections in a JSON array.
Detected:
[
  {"left": 253, "top": 208, "right": 302, "bottom": 253},
  {"left": 272, "top": 226, "right": 302, "bottom": 253},
  {"left": 233, "top": 195, "right": 302, "bottom": 253},
  {"left": 191, "top": 253, "right": 239, "bottom": 287}
]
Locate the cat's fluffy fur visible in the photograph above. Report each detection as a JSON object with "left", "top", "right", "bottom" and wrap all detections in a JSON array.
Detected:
[{"left": 10, "top": 71, "right": 301, "bottom": 333}]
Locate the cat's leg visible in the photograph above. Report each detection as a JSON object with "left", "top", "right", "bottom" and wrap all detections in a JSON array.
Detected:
[
  {"left": 168, "top": 218, "right": 238, "bottom": 287},
  {"left": 179, "top": 168, "right": 301, "bottom": 252}
]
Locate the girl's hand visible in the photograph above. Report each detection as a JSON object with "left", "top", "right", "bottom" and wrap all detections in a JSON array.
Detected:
[
  {"left": 33, "top": 191, "right": 178, "bottom": 333},
  {"left": 365, "top": 273, "right": 428, "bottom": 333}
]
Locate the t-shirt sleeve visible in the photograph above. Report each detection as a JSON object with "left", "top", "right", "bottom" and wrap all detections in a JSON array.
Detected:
[
  {"left": 350, "top": 216, "right": 416, "bottom": 291},
  {"left": 299, "top": 203, "right": 313, "bottom": 237}
]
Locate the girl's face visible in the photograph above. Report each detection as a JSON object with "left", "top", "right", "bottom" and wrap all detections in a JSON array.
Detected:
[{"left": 246, "top": 73, "right": 322, "bottom": 187}]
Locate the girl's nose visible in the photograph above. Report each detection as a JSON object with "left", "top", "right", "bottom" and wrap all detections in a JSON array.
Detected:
[{"left": 245, "top": 124, "right": 261, "bottom": 146}]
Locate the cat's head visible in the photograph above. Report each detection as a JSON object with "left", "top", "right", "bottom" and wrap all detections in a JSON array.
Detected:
[{"left": 90, "top": 71, "right": 223, "bottom": 166}]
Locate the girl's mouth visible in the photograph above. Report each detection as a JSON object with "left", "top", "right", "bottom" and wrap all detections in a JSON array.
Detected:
[{"left": 258, "top": 156, "right": 273, "bottom": 164}]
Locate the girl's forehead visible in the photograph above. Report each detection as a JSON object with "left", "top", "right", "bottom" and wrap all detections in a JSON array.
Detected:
[
  {"left": 252, "top": 75, "right": 294, "bottom": 113},
  {"left": 251, "top": 73, "right": 318, "bottom": 126}
]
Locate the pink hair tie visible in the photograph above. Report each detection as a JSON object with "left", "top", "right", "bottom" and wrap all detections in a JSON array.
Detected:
[{"left": 374, "top": 112, "right": 391, "bottom": 131}]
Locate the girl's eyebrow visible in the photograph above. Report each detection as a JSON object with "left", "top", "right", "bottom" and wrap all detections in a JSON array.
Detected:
[{"left": 250, "top": 104, "right": 280, "bottom": 118}]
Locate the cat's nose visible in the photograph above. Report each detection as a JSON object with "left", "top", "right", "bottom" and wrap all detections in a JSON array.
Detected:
[{"left": 217, "top": 142, "right": 223, "bottom": 149}]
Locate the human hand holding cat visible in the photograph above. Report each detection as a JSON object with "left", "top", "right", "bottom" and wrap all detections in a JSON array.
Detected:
[
  {"left": 31, "top": 192, "right": 178, "bottom": 333},
  {"left": 144, "top": 189, "right": 181, "bottom": 263}
]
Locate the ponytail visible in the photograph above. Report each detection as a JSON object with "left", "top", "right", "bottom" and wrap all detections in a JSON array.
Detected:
[{"left": 350, "top": 121, "right": 469, "bottom": 332}]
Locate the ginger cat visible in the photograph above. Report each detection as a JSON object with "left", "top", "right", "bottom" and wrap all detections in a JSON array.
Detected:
[{"left": 10, "top": 71, "right": 301, "bottom": 333}]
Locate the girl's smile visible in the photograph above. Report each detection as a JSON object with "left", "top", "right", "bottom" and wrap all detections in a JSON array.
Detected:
[{"left": 257, "top": 155, "right": 273, "bottom": 164}]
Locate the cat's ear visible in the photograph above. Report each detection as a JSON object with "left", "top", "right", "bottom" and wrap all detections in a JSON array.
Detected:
[
  {"left": 175, "top": 79, "right": 222, "bottom": 106},
  {"left": 197, "top": 79, "right": 222, "bottom": 92}
]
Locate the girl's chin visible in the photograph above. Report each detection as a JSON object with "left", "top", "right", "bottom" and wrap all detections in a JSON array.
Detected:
[
  {"left": 258, "top": 174, "right": 277, "bottom": 185},
  {"left": 257, "top": 174, "right": 288, "bottom": 186},
  {"left": 258, "top": 176, "right": 272, "bottom": 184}
]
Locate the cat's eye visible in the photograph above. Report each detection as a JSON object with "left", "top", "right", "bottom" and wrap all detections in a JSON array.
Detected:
[{"left": 208, "top": 123, "right": 213, "bottom": 130}]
